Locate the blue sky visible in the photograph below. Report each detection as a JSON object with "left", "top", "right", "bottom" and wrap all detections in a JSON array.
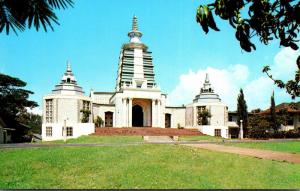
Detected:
[{"left": 1, "top": 0, "right": 299, "bottom": 113}]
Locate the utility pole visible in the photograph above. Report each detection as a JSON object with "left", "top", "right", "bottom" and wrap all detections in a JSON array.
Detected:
[
  {"left": 64, "top": 118, "right": 68, "bottom": 143},
  {"left": 240, "top": 119, "right": 244, "bottom": 139}
]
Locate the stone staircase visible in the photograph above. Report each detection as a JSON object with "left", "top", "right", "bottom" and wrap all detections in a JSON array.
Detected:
[
  {"left": 144, "top": 136, "right": 175, "bottom": 142},
  {"left": 92, "top": 127, "right": 204, "bottom": 136}
]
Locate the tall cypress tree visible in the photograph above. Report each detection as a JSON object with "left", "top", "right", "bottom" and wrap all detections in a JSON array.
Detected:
[
  {"left": 270, "top": 91, "right": 278, "bottom": 132},
  {"left": 237, "top": 89, "right": 248, "bottom": 135}
]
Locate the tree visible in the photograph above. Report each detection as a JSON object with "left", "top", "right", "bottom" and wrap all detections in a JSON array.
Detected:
[
  {"left": 196, "top": 0, "right": 300, "bottom": 98},
  {"left": 237, "top": 89, "right": 248, "bottom": 134},
  {"left": 80, "top": 109, "right": 91, "bottom": 123},
  {"left": 0, "top": 73, "right": 38, "bottom": 121},
  {"left": 94, "top": 116, "right": 104, "bottom": 128},
  {"left": 248, "top": 114, "right": 270, "bottom": 139},
  {"left": 198, "top": 108, "right": 212, "bottom": 125},
  {"left": 0, "top": 0, "right": 73, "bottom": 35},
  {"left": 17, "top": 111, "right": 42, "bottom": 134},
  {"left": 277, "top": 108, "right": 293, "bottom": 127},
  {"left": 270, "top": 91, "right": 279, "bottom": 131}
]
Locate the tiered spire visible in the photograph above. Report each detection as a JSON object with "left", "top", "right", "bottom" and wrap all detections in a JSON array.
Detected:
[
  {"left": 193, "top": 73, "right": 220, "bottom": 103},
  {"left": 61, "top": 61, "right": 77, "bottom": 84},
  {"left": 52, "top": 61, "right": 84, "bottom": 95},
  {"left": 132, "top": 15, "right": 138, "bottom": 31},
  {"left": 201, "top": 73, "right": 214, "bottom": 93},
  {"left": 128, "top": 15, "right": 143, "bottom": 43}
]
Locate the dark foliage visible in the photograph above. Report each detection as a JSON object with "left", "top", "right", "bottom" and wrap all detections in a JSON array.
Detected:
[
  {"left": 0, "top": 73, "right": 38, "bottom": 120},
  {"left": 0, "top": 0, "right": 73, "bottom": 34},
  {"left": 17, "top": 111, "right": 42, "bottom": 134},
  {"left": 80, "top": 109, "right": 91, "bottom": 123},
  {"left": 270, "top": 91, "right": 279, "bottom": 131},
  {"left": 197, "top": 108, "right": 212, "bottom": 125},
  {"left": 0, "top": 73, "right": 38, "bottom": 142},
  {"left": 237, "top": 89, "right": 248, "bottom": 134},
  {"left": 196, "top": 0, "right": 300, "bottom": 99}
]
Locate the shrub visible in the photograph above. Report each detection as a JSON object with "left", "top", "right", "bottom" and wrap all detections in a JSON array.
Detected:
[{"left": 177, "top": 123, "right": 184, "bottom": 129}]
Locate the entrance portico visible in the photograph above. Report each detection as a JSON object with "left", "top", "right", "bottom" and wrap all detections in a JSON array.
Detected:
[{"left": 119, "top": 97, "right": 164, "bottom": 127}]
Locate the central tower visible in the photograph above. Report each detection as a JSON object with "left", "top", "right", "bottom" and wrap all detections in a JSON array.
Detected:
[
  {"left": 111, "top": 16, "right": 166, "bottom": 128},
  {"left": 115, "top": 16, "right": 156, "bottom": 91}
]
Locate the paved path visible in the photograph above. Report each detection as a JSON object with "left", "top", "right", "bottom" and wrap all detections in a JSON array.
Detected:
[{"left": 186, "top": 143, "right": 300, "bottom": 164}]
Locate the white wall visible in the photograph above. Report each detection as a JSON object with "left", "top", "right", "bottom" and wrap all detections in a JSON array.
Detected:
[
  {"left": 199, "top": 125, "right": 228, "bottom": 138},
  {"left": 92, "top": 93, "right": 114, "bottom": 104},
  {"left": 42, "top": 123, "right": 95, "bottom": 141},
  {"left": 165, "top": 107, "right": 186, "bottom": 128}
]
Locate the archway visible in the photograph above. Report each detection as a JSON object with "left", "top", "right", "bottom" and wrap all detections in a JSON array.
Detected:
[
  {"left": 132, "top": 105, "right": 143, "bottom": 127},
  {"left": 105, "top": 111, "right": 113, "bottom": 127}
]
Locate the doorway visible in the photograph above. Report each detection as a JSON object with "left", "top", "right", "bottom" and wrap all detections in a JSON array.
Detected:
[
  {"left": 105, "top": 112, "right": 113, "bottom": 127},
  {"left": 165, "top": 113, "right": 171, "bottom": 128},
  {"left": 132, "top": 105, "right": 143, "bottom": 127}
]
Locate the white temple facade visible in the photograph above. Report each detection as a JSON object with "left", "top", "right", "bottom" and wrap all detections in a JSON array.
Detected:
[
  {"left": 41, "top": 63, "right": 94, "bottom": 141},
  {"left": 42, "top": 16, "right": 232, "bottom": 141},
  {"left": 185, "top": 74, "right": 229, "bottom": 138}
]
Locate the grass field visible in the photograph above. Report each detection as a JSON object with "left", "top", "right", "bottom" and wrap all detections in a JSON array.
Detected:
[
  {"left": 42, "top": 135, "right": 143, "bottom": 144},
  {"left": 1, "top": 144, "right": 300, "bottom": 189},
  {"left": 225, "top": 141, "right": 300, "bottom": 154}
]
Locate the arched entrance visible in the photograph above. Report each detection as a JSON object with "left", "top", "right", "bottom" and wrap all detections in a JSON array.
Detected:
[
  {"left": 105, "top": 111, "right": 113, "bottom": 127},
  {"left": 132, "top": 105, "right": 143, "bottom": 127}
]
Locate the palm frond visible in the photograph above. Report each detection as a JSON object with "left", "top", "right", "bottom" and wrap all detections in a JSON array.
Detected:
[
  {"left": 47, "top": 0, "right": 74, "bottom": 9},
  {"left": 0, "top": 3, "right": 25, "bottom": 35}
]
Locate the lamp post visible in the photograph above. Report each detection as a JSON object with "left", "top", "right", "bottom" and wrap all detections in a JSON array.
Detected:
[
  {"left": 240, "top": 119, "right": 244, "bottom": 139},
  {"left": 63, "top": 117, "right": 68, "bottom": 143}
]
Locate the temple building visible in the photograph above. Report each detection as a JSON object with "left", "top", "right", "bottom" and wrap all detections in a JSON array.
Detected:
[
  {"left": 42, "top": 63, "right": 94, "bottom": 141},
  {"left": 185, "top": 74, "right": 229, "bottom": 137},
  {"left": 42, "top": 16, "right": 233, "bottom": 141}
]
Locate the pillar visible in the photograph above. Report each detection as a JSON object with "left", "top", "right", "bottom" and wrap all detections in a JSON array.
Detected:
[
  {"left": 122, "top": 98, "right": 127, "bottom": 127},
  {"left": 128, "top": 98, "right": 132, "bottom": 127},
  {"left": 157, "top": 99, "right": 161, "bottom": 127},
  {"left": 152, "top": 99, "right": 156, "bottom": 127}
]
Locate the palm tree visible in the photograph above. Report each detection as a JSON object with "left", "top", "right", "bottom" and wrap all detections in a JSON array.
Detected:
[{"left": 0, "top": 0, "right": 73, "bottom": 35}]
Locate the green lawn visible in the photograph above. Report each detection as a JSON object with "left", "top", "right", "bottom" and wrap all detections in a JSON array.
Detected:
[
  {"left": 225, "top": 141, "right": 300, "bottom": 154},
  {"left": 179, "top": 135, "right": 226, "bottom": 142},
  {"left": 42, "top": 135, "right": 143, "bottom": 144},
  {"left": 1, "top": 144, "right": 300, "bottom": 189}
]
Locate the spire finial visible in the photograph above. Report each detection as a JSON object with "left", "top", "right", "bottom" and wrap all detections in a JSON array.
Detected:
[
  {"left": 128, "top": 15, "right": 142, "bottom": 41},
  {"left": 66, "top": 60, "right": 71, "bottom": 72},
  {"left": 205, "top": 73, "right": 209, "bottom": 83},
  {"left": 132, "top": 15, "right": 138, "bottom": 31}
]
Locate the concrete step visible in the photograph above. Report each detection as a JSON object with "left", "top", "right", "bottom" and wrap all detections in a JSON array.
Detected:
[{"left": 143, "top": 136, "right": 175, "bottom": 142}]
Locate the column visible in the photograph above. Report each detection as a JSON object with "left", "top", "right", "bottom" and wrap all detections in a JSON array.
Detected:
[
  {"left": 157, "top": 100, "right": 161, "bottom": 127},
  {"left": 122, "top": 98, "right": 127, "bottom": 127},
  {"left": 152, "top": 99, "right": 156, "bottom": 127},
  {"left": 128, "top": 98, "right": 132, "bottom": 127}
]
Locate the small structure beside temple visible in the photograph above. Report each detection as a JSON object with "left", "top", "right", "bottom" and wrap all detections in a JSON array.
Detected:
[
  {"left": 42, "top": 63, "right": 94, "bottom": 141},
  {"left": 185, "top": 74, "right": 229, "bottom": 138}
]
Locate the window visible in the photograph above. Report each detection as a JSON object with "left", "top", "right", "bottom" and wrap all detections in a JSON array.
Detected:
[
  {"left": 82, "top": 100, "right": 90, "bottom": 110},
  {"left": 46, "top": 127, "right": 52, "bottom": 137},
  {"left": 214, "top": 129, "right": 221, "bottom": 137},
  {"left": 45, "top": 99, "right": 53, "bottom": 123},
  {"left": 229, "top": 115, "right": 233, "bottom": 122},
  {"left": 66, "top": 127, "right": 73, "bottom": 137},
  {"left": 137, "top": 84, "right": 142, "bottom": 88},
  {"left": 67, "top": 78, "right": 70, "bottom": 83}
]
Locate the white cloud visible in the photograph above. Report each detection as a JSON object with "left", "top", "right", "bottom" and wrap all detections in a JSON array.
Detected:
[
  {"left": 27, "top": 107, "right": 42, "bottom": 115},
  {"left": 167, "top": 47, "right": 299, "bottom": 111}
]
